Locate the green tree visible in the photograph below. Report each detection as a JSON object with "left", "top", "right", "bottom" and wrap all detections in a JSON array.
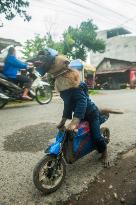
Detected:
[
  {"left": 44, "top": 32, "right": 64, "bottom": 54},
  {"left": 23, "top": 33, "right": 57, "bottom": 88},
  {"left": 22, "top": 34, "right": 47, "bottom": 59},
  {"left": 23, "top": 19, "right": 105, "bottom": 61},
  {"left": 62, "top": 19, "right": 105, "bottom": 61},
  {"left": 0, "top": 0, "right": 31, "bottom": 21},
  {"left": 22, "top": 33, "right": 64, "bottom": 59}
]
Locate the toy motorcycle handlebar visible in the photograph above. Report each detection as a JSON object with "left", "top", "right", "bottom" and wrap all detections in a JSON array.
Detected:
[
  {"left": 57, "top": 126, "right": 78, "bottom": 137},
  {"left": 58, "top": 125, "right": 66, "bottom": 132}
]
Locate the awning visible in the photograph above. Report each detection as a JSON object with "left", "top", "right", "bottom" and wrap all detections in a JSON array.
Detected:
[
  {"left": 69, "top": 59, "right": 83, "bottom": 70},
  {"left": 96, "top": 68, "right": 128, "bottom": 75},
  {"left": 69, "top": 59, "right": 96, "bottom": 72},
  {"left": 84, "top": 64, "right": 96, "bottom": 72}
]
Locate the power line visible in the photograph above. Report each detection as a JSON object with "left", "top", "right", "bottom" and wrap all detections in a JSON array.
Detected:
[
  {"left": 118, "top": 15, "right": 136, "bottom": 27},
  {"left": 32, "top": 0, "right": 136, "bottom": 34},
  {"left": 85, "top": 0, "right": 136, "bottom": 20},
  {"left": 62, "top": 0, "right": 133, "bottom": 21},
  {"left": 32, "top": 3, "right": 86, "bottom": 19},
  {"left": 35, "top": 0, "right": 132, "bottom": 25},
  {"left": 43, "top": 0, "right": 88, "bottom": 19},
  {"left": 34, "top": 0, "right": 118, "bottom": 26},
  {"left": 123, "top": 0, "right": 136, "bottom": 7},
  {"left": 35, "top": 0, "right": 102, "bottom": 20},
  {"left": 62, "top": 0, "right": 136, "bottom": 32},
  {"left": 61, "top": 0, "right": 136, "bottom": 25},
  {"left": 92, "top": 0, "right": 136, "bottom": 25},
  {"left": 85, "top": 0, "right": 132, "bottom": 20},
  {"left": 60, "top": 0, "right": 127, "bottom": 24}
]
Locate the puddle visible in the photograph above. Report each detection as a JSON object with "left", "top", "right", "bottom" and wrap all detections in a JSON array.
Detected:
[{"left": 3, "top": 123, "right": 56, "bottom": 152}]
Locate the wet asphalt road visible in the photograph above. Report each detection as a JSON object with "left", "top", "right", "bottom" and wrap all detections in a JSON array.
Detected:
[{"left": 0, "top": 90, "right": 136, "bottom": 205}]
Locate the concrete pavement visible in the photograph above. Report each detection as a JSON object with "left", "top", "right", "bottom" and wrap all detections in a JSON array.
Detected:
[{"left": 0, "top": 90, "right": 136, "bottom": 205}]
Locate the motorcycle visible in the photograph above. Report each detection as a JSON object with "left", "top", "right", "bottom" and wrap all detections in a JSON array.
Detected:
[
  {"left": 0, "top": 67, "right": 52, "bottom": 109},
  {"left": 33, "top": 113, "right": 110, "bottom": 195}
]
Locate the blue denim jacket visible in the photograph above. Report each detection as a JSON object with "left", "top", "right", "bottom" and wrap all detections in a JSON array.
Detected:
[{"left": 60, "top": 82, "right": 97, "bottom": 120}]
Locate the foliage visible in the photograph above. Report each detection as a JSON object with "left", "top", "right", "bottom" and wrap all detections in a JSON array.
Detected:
[
  {"left": 62, "top": 20, "right": 105, "bottom": 61},
  {"left": 88, "top": 89, "right": 99, "bottom": 95},
  {"left": 23, "top": 19, "right": 105, "bottom": 61},
  {"left": 0, "top": 0, "right": 31, "bottom": 21},
  {"left": 22, "top": 20, "right": 105, "bottom": 87},
  {"left": 22, "top": 33, "right": 65, "bottom": 60},
  {"left": 45, "top": 32, "right": 64, "bottom": 53},
  {"left": 22, "top": 34, "right": 46, "bottom": 59}
]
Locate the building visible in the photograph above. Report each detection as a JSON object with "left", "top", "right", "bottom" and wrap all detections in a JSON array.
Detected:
[
  {"left": 0, "top": 37, "right": 21, "bottom": 53},
  {"left": 96, "top": 57, "right": 136, "bottom": 89},
  {"left": 89, "top": 27, "right": 136, "bottom": 67}
]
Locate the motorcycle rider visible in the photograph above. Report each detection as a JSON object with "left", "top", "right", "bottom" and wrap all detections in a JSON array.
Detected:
[{"left": 3, "top": 47, "right": 32, "bottom": 100}]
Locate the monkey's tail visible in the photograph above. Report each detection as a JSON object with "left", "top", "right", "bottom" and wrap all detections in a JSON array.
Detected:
[{"left": 100, "top": 108, "right": 124, "bottom": 115}]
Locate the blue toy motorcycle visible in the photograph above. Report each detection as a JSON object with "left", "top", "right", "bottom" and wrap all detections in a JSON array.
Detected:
[{"left": 33, "top": 116, "right": 110, "bottom": 195}]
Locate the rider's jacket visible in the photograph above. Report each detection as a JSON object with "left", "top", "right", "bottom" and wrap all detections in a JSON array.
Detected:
[
  {"left": 60, "top": 82, "right": 97, "bottom": 120},
  {"left": 3, "top": 55, "right": 27, "bottom": 79}
]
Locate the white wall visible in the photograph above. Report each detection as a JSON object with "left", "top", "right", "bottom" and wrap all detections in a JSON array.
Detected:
[{"left": 90, "top": 34, "right": 136, "bottom": 67}]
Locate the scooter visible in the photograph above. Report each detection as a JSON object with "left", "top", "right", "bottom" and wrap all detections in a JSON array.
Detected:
[
  {"left": 0, "top": 67, "right": 52, "bottom": 109},
  {"left": 33, "top": 112, "right": 110, "bottom": 195}
]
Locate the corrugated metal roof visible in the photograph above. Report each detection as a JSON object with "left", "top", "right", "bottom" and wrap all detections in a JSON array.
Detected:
[
  {"left": 97, "top": 68, "right": 128, "bottom": 74},
  {"left": 96, "top": 57, "right": 136, "bottom": 69}
]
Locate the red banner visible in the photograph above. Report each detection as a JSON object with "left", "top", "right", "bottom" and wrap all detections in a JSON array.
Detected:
[{"left": 130, "top": 70, "right": 136, "bottom": 82}]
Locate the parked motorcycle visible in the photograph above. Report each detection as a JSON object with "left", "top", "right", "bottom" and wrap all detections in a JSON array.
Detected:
[
  {"left": 33, "top": 113, "right": 110, "bottom": 195},
  {"left": 0, "top": 67, "right": 52, "bottom": 109}
]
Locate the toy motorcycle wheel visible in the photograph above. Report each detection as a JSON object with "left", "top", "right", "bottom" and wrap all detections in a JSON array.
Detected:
[
  {"left": 100, "top": 127, "right": 110, "bottom": 144},
  {"left": 33, "top": 155, "right": 66, "bottom": 195}
]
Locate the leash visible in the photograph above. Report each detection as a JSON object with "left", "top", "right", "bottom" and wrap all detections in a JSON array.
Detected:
[{"left": 53, "top": 69, "right": 70, "bottom": 79}]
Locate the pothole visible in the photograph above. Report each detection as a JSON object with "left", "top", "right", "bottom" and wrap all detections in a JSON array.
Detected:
[{"left": 3, "top": 123, "right": 56, "bottom": 152}]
